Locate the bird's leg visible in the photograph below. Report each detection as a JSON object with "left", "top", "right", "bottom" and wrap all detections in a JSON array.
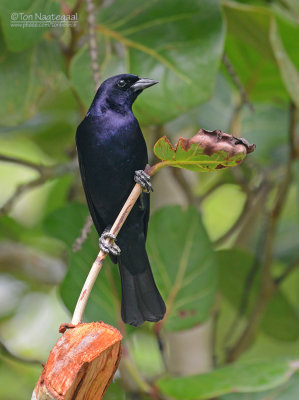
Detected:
[
  {"left": 99, "top": 227, "right": 121, "bottom": 256},
  {"left": 134, "top": 170, "right": 153, "bottom": 193}
]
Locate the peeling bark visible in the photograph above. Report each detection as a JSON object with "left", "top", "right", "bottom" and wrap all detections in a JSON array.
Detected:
[{"left": 32, "top": 322, "right": 122, "bottom": 400}]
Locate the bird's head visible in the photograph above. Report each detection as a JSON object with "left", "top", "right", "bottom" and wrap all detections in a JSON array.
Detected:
[{"left": 87, "top": 74, "right": 158, "bottom": 116}]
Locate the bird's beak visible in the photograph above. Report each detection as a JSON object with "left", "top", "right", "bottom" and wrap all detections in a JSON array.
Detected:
[{"left": 131, "top": 78, "right": 158, "bottom": 92}]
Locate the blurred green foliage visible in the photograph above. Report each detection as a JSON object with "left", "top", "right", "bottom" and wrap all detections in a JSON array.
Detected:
[{"left": 0, "top": 0, "right": 299, "bottom": 399}]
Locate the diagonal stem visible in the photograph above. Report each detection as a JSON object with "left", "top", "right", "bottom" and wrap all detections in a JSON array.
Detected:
[{"left": 71, "top": 164, "right": 165, "bottom": 325}]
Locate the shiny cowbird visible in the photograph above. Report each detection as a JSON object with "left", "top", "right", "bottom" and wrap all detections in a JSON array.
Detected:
[{"left": 76, "top": 74, "right": 166, "bottom": 327}]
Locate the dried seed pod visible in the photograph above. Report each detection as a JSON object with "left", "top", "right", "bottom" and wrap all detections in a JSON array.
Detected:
[{"left": 154, "top": 129, "right": 255, "bottom": 172}]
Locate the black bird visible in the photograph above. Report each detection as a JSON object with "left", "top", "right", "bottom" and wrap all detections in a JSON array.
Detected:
[{"left": 76, "top": 74, "right": 166, "bottom": 327}]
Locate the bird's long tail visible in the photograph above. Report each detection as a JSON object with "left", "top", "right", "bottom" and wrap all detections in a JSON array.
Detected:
[{"left": 118, "top": 254, "right": 166, "bottom": 327}]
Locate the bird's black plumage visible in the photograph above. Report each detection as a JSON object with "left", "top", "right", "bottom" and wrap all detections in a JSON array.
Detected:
[{"left": 76, "top": 74, "right": 166, "bottom": 327}]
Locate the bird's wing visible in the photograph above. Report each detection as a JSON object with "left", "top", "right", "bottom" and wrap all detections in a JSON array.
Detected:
[
  {"left": 76, "top": 144, "right": 105, "bottom": 236},
  {"left": 77, "top": 145, "right": 118, "bottom": 264}
]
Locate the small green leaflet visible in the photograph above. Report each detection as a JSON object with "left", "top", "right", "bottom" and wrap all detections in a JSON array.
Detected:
[{"left": 153, "top": 129, "right": 255, "bottom": 172}]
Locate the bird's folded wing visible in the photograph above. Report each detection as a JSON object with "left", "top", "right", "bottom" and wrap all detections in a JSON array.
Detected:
[{"left": 76, "top": 144, "right": 106, "bottom": 237}]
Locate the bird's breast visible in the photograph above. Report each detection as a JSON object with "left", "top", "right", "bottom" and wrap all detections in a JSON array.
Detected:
[{"left": 78, "top": 114, "right": 148, "bottom": 212}]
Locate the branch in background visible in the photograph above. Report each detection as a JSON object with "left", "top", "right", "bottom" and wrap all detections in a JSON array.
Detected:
[
  {"left": 289, "top": 102, "right": 299, "bottom": 160},
  {"left": 226, "top": 103, "right": 297, "bottom": 363},
  {"left": 72, "top": 0, "right": 84, "bottom": 14},
  {"left": 197, "top": 180, "right": 225, "bottom": 204},
  {"left": 72, "top": 215, "right": 93, "bottom": 252},
  {"left": 121, "top": 354, "right": 152, "bottom": 394},
  {"left": 54, "top": 1, "right": 86, "bottom": 117},
  {"left": 0, "top": 154, "right": 44, "bottom": 173},
  {"left": 275, "top": 258, "right": 299, "bottom": 285},
  {"left": 227, "top": 177, "right": 292, "bottom": 362},
  {"left": 232, "top": 177, "right": 271, "bottom": 247},
  {"left": 214, "top": 173, "right": 271, "bottom": 247},
  {"left": 0, "top": 156, "right": 77, "bottom": 216},
  {"left": 0, "top": 339, "right": 43, "bottom": 366},
  {"left": 222, "top": 53, "right": 254, "bottom": 112},
  {"left": 170, "top": 168, "right": 197, "bottom": 205},
  {"left": 0, "top": 176, "right": 46, "bottom": 217},
  {"left": 85, "top": 0, "right": 100, "bottom": 90},
  {"left": 230, "top": 165, "right": 252, "bottom": 195},
  {"left": 0, "top": 241, "right": 66, "bottom": 285},
  {"left": 214, "top": 193, "right": 252, "bottom": 247},
  {"left": 223, "top": 208, "right": 269, "bottom": 346},
  {"left": 70, "top": 0, "right": 101, "bottom": 250}
]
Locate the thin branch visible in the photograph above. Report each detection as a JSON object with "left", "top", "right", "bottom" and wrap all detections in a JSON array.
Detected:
[
  {"left": 121, "top": 355, "right": 152, "bottom": 394},
  {"left": 0, "top": 176, "right": 45, "bottom": 217},
  {"left": 72, "top": 215, "right": 93, "bottom": 252},
  {"left": 72, "top": 0, "right": 84, "bottom": 14},
  {"left": 223, "top": 209, "right": 269, "bottom": 346},
  {"left": 85, "top": 0, "right": 100, "bottom": 90},
  {"left": 214, "top": 193, "right": 251, "bottom": 246},
  {"left": 227, "top": 167, "right": 292, "bottom": 362},
  {"left": 0, "top": 241, "right": 65, "bottom": 285},
  {"left": 0, "top": 154, "right": 43, "bottom": 172},
  {"left": 171, "top": 168, "right": 197, "bottom": 205},
  {"left": 197, "top": 180, "right": 225, "bottom": 204},
  {"left": 226, "top": 104, "right": 296, "bottom": 363},
  {"left": 275, "top": 258, "right": 299, "bottom": 285},
  {"left": 71, "top": 164, "right": 161, "bottom": 325},
  {"left": 68, "top": 0, "right": 101, "bottom": 251},
  {"left": 0, "top": 339, "right": 43, "bottom": 366},
  {"left": 289, "top": 102, "right": 298, "bottom": 160},
  {"left": 0, "top": 159, "right": 77, "bottom": 216},
  {"left": 71, "top": 183, "right": 142, "bottom": 325},
  {"left": 222, "top": 53, "right": 254, "bottom": 112}
]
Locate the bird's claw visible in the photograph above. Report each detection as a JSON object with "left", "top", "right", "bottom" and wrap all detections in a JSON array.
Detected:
[
  {"left": 99, "top": 231, "right": 121, "bottom": 256},
  {"left": 134, "top": 170, "right": 153, "bottom": 193}
]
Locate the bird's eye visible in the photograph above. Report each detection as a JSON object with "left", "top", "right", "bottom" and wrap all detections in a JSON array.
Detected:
[{"left": 117, "top": 79, "right": 126, "bottom": 88}]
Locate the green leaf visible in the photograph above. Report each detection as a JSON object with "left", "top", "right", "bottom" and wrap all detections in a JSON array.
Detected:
[
  {"left": 269, "top": 17, "right": 299, "bottom": 108},
  {"left": 71, "top": 0, "right": 225, "bottom": 124},
  {"left": 218, "top": 249, "right": 299, "bottom": 341},
  {"left": 224, "top": 33, "right": 289, "bottom": 104},
  {"left": 147, "top": 206, "right": 218, "bottom": 331},
  {"left": 42, "top": 176, "right": 74, "bottom": 216},
  {"left": 104, "top": 381, "right": 126, "bottom": 400},
  {"left": 220, "top": 372, "right": 299, "bottom": 400},
  {"left": 240, "top": 104, "right": 289, "bottom": 165},
  {"left": 0, "top": 357, "right": 41, "bottom": 400},
  {"left": 201, "top": 183, "right": 247, "bottom": 241},
  {"left": 275, "top": 13, "right": 299, "bottom": 70},
  {"left": 0, "top": 0, "right": 60, "bottom": 52},
  {"left": 43, "top": 203, "right": 122, "bottom": 327},
  {"left": 223, "top": 1, "right": 274, "bottom": 59},
  {"left": 0, "top": 39, "right": 64, "bottom": 126},
  {"left": 128, "top": 332, "right": 164, "bottom": 378},
  {"left": 153, "top": 130, "right": 253, "bottom": 173},
  {"left": 223, "top": 2, "right": 290, "bottom": 104},
  {"left": 223, "top": 1, "right": 299, "bottom": 107},
  {"left": 157, "top": 359, "right": 299, "bottom": 400}
]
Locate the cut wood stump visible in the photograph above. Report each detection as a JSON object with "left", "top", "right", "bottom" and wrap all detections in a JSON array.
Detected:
[{"left": 32, "top": 322, "right": 122, "bottom": 400}]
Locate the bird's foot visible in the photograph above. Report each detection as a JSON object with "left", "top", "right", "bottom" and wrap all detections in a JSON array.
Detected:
[
  {"left": 99, "top": 229, "right": 121, "bottom": 256},
  {"left": 134, "top": 170, "right": 153, "bottom": 193}
]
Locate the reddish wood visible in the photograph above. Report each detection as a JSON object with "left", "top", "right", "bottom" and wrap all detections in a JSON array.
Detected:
[{"left": 33, "top": 322, "right": 122, "bottom": 400}]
